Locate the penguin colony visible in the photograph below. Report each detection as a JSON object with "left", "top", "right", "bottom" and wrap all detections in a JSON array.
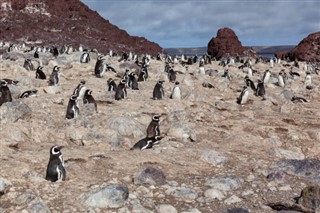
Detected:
[{"left": 0, "top": 42, "right": 319, "bottom": 183}]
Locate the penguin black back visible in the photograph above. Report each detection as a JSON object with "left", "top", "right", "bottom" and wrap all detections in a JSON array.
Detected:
[
  {"left": 115, "top": 79, "right": 127, "bottom": 100},
  {"left": 0, "top": 80, "right": 13, "bottom": 106},
  {"left": 94, "top": 55, "right": 106, "bottom": 78},
  {"left": 23, "top": 59, "right": 34, "bottom": 71},
  {"left": 146, "top": 115, "right": 160, "bottom": 138},
  {"left": 20, "top": 89, "right": 38, "bottom": 98},
  {"left": 107, "top": 78, "right": 117, "bottom": 92},
  {"left": 130, "top": 136, "right": 163, "bottom": 150},
  {"left": 168, "top": 69, "right": 176, "bottom": 83},
  {"left": 36, "top": 66, "right": 46, "bottom": 80},
  {"left": 83, "top": 89, "right": 97, "bottom": 112},
  {"left": 48, "top": 66, "right": 60, "bottom": 86},
  {"left": 45, "top": 145, "right": 66, "bottom": 182},
  {"left": 66, "top": 95, "right": 79, "bottom": 119},
  {"left": 255, "top": 80, "right": 265, "bottom": 97},
  {"left": 128, "top": 72, "right": 139, "bottom": 90},
  {"left": 153, "top": 80, "right": 165, "bottom": 100}
]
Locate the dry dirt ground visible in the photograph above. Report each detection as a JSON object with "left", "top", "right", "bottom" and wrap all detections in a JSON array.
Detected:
[{"left": 0, "top": 49, "right": 319, "bottom": 213}]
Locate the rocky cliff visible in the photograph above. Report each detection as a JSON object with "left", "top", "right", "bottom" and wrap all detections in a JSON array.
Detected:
[
  {"left": 207, "top": 28, "right": 257, "bottom": 59},
  {"left": 0, "top": 0, "right": 163, "bottom": 55}
]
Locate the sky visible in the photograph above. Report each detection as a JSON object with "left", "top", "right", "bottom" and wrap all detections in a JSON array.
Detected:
[{"left": 81, "top": 0, "right": 320, "bottom": 48}]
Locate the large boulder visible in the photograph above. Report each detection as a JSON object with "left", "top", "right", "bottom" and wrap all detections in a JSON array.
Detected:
[{"left": 207, "top": 28, "right": 257, "bottom": 59}]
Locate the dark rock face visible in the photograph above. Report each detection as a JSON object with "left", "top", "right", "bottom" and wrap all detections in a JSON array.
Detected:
[
  {"left": 0, "top": 0, "right": 163, "bottom": 55},
  {"left": 296, "top": 185, "right": 320, "bottom": 211},
  {"left": 287, "top": 32, "right": 320, "bottom": 62},
  {"left": 207, "top": 28, "right": 257, "bottom": 59}
]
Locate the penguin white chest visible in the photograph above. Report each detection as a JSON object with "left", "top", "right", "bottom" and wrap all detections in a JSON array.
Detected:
[
  {"left": 304, "top": 75, "right": 312, "bottom": 86},
  {"left": 171, "top": 87, "right": 181, "bottom": 100},
  {"left": 199, "top": 66, "right": 205, "bottom": 75},
  {"left": 241, "top": 90, "right": 249, "bottom": 104},
  {"left": 278, "top": 75, "right": 285, "bottom": 87}
]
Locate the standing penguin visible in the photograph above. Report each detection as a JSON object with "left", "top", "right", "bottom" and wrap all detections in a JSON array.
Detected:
[
  {"left": 23, "top": 59, "right": 34, "bottom": 71},
  {"left": 278, "top": 70, "right": 286, "bottom": 87},
  {"left": 244, "top": 75, "right": 256, "bottom": 91},
  {"left": 153, "top": 80, "right": 165, "bottom": 100},
  {"left": 138, "top": 65, "right": 148, "bottom": 81},
  {"left": 115, "top": 79, "right": 127, "bottom": 100},
  {"left": 130, "top": 136, "right": 163, "bottom": 150},
  {"left": 94, "top": 55, "right": 107, "bottom": 78},
  {"left": 72, "top": 80, "right": 86, "bottom": 99},
  {"left": 146, "top": 115, "right": 161, "bottom": 138},
  {"left": 262, "top": 69, "right": 271, "bottom": 84},
  {"left": 170, "top": 81, "right": 181, "bottom": 100},
  {"left": 35, "top": 66, "right": 46, "bottom": 80},
  {"left": 0, "top": 80, "right": 12, "bottom": 106},
  {"left": 199, "top": 59, "right": 205, "bottom": 75},
  {"left": 83, "top": 89, "right": 97, "bottom": 112},
  {"left": 107, "top": 78, "right": 117, "bottom": 92},
  {"left": 128, "top": 72, "right": 139, "bottom": 90},
  {"left": 237, "top": 86, "right": 249, "bottom": 105},
  {"left": 222, "top": 69, "right": 231, "bottom": 80},
  {"left": 51, "top": 47, "right": 59, "bottom": 57},
  {"left": 269, "top": 58, "right": 274, "bottom": 68},
  {"left": 80, "top": 50, "right": 91, "bottom": 63},
  {"left": 48, "top": 66, "right": 61, "bottom": 86},
  {"left": 45, "top": 146, "right": 66, "bottom": 182},
  {"left": 255, "top": 80, "right": 265, "bottom": 98},
  {"left": 304, "top": 72, "right": 312, "bottom": 86},
  {"left": 66, "top": 95, "right": 80, "bottom": 119},
  {"left": 168, "top": 68, "right": 177, "bottom": 82},
  {"left": 34, "top": 49, "right": 39, "bottom": 58}
]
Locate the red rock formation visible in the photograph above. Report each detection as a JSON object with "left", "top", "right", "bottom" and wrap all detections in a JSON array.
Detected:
[
  {"left": 0, "top": 0, "right": 163, "bottom": 55},
  {"left": 207, "top": 28, "right": 257, "bottom": 59},
  {"left": 286, "top": 32, "right": 320, "bottom": 62}
]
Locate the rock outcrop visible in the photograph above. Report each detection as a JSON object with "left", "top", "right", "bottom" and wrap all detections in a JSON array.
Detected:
[
  {"left": 207, "top": 28, "right": 257, "bottom": 59},
  {"left": 0, "top": 0, "right": 163, "bottom": 55},
  {"left": 286, "top": 31, "right": 320, "bottom": 62}
]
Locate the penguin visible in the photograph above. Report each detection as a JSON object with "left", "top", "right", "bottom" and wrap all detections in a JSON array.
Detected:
[
  {"left": 78, "top": 44, "right": 83, "bottom": 52},
  {"left": 23, "top": 59, "right": 34, "bottom": 71},
  {"left": 291, "top": 96, "right": 308, "bottom": 103},
  {"left": 45, "top": 145, "right": 66, "bottom": 182},
  {"left": 222, "top": 69, "right": 231, "bottom": 80},
  {"left": 109, "top": 49, "right": 113, "bottom": 57},
  {"left": 0, "top": 80, "right": 13, "bottom": 106},
  {"left": 83, "top": 89, "right": 97, "bottom": 112},
  {"left": 94, "top": 55, "right": 107, "bottom": 78},
  {"left": 303, "top": 62, "right": 308, "bottom": 71},
  {"left": 244, "top": 75, "right": 256, "bottom": 91},
  {"left": 20, "top": 89, "right": 38, "bottom": 98},
  {"left": 168, "top": 68, "right": 177, "bottom": 82},
  {"left": 237, "top": 86, "right": 249, "bottom": 105},
  {"left": 138, "top": 65, "right": 148, "bottom": 82},
  {"left": 115, "top": 79, "right": 127, "bottom": 100},
  {"left": 262, "top": 69, "right": 271, "bottom": 84},
  {"left": 128, "top": 72, "right": 139, "bottom": 90},
  {"left": 289, "top": 70, "right": 300, "bottom": 78},
  {"left": 34, "top": 49, "right": 39, "bottom": 58},
  {"left": 304, "top": 72, "right": 312, "bottom": 86},
  {"left": 130, "top": 136, "right": 163, "bottom": 150},
  {"left": 71, "top": 80, "right": 86, "bottom": 99},
  {"left": 153, "top": 80, "right": 165, "bottom": 100},
  {"left": 107, "top": 78, "right": 117, "bottom": 92},
  {"left": 80, "top": 51, "right": 91, "bottom": 63},
  {"left": 51, "top": 47, "right": 59, "bottom": 57},
  {"left": 1, "top": 79, "right": 19, "bottom": 85},
  {"left": 255, "top": 80, "right": 265, "bottom": 98},
  {"left": 35, "top": 66, "right": 46, "bottom": 80},
  {"left": 247, "top": 66, "right": 253, "bottom": 77},
  {"left": 66, "top": 95, "right": 80, "bottom": 119},
  {"left": 66, "top": 45, "right": 73, "bottom": 54},
  {"left": 278, "top": 70, "right": 286, "bottom": 87},
  {"left": 269, "top": 58, "right": 274, "bottom": 68},
  {"left": 146, "top": 115, "right": 160, "bottom": 138},
  {"left": 48, "top": 66, "right": 61, "bottom": 86},
  {"left": 170, "top": 81, "right": 181, "bottom": 100},
  {"left": 199, "top": 59, "right": 205, "bottom": 75},
  {"left": 118, "top": 52, "right": 129, "bottom": 62}
]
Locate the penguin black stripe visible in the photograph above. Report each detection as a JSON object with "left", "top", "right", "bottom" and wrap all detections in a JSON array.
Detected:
[{"left": 45, "top": 146, "right": 66, "bottom": 182}]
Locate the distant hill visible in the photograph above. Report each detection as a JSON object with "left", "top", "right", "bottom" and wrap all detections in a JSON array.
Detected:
[{"left": 165, "top": 45, "right": 295, "bottom": 56}]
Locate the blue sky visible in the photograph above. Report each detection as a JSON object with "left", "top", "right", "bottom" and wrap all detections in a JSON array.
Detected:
[{"left": 81, "top": 0, "right": 320, "bottom": 48}]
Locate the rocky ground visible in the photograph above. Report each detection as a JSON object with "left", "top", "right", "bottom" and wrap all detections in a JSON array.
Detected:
[{"left": 0, "top": 48, "right": 319, "bottom": 213}]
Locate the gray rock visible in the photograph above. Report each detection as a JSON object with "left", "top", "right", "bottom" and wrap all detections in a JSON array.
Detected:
[
  {"left": 43, "top": 86, "right": 62, "bottom": 94},
  {"left": 156, "top": 204, "right": 177, "bottom": 213},
  {"left": 0, "top": 101, "right": 31, "bottom": 123},
  {"left": 7, "top": 84, "right": 21, "bottom": 99},
  {"left": 270, "top": 159, "right": 320, "bottom": 184},
  {"left": 205, "top": 176, "right": 243, "bottom": 192},
  {"left": 107, "top": 115, "right": 145, "bottom": 138},
  {"left": 167, "top": 123, "right": 197, "bottom": 142},
  {"left": 134, "top": 167, "right": 166, "bottom": 186},
  {"left": 222, "top": 208, "right": 249, "bottom": 213},
  {"left": 16, "top": 76, "right": 33, "bottom": 86},
  {"left": 200, "top": 149, "right": 227, "bottom": 166},
  {"left": 0, "top": 178, "right": 12, "bottom": 195},
  {"left": 170, "top": 187, "right": 198, "bottom": 202},
  {"left": 84, "top": 185, "right": 129, "bottom": 208},
  {"left": 204, "top": 188, "right": 225, "bottom": 200},
  {"left": 296, "top": 185, "right": 320, "bottom": 211},
  {"left": 15, "top": 193, "right": 37, "bottom": 205},
  {"left": 272, "top": 147, "right": 305, "bottom": 160},
  {"left": 181, "top": 209, "right": 202, "bottom": 213},
  {"left": 25, "top": 202, "right": 51, "bottom": 213}
]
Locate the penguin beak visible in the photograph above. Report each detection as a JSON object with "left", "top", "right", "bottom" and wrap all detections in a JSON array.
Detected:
[{"left": 56, "top": 146, "right": 64, "bottom": 151}]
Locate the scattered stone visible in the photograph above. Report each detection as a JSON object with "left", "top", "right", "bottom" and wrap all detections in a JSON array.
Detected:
[
  {"left": 205, "top": 176, "right": 244, "bottom": 192},
  {"left": 43, "top": 86, "right": 62, "bottom": 94},
  {"left": 156, "top": 204, "right": 177, "bottom": 213},
  {"left": 222, "top": 207, "right": 249, "bottom": 213},
  {"left": 25, "top": 202, "right": 51, "bottom": 213},
  {"left": 7, "top": 84, "right": 21, "bottom": 99},
  {"left": 180, "top": 209, "right": 202, "bottom": 213},
  {"left": 107, "top": 115, "right": 145, "bottom": 138},
  {"left": 0, "top": 101, "right": 31, "bottom": 123},
  {"left": 134, "top": 167, "right": 166, "bottom": 186},
  {"left": 0, "top": 178, "right": 12, "bottom": 196},
  {"left": 84, "top": 185, "right": 129, "bottom": 208},
  {"left": 272, "top": 147, "right": 305, "bottom": 160},
  {"left": 167, "top": 123, "right": 197, "bottom": 142},
  {"left": 200, "top": 149, "right": 227, "bottom": 166},
  {"left": 204, "top": 188, "right": 225, "bottom": 200},
  {"left": 296, "top": 185, "right": 320, "bottom": 211},
  {"left": 170, "top": 187, "right": 198, "bottom": 202},
  {"left": 224, "top": 195, "right": 242, "bottom": 205}
]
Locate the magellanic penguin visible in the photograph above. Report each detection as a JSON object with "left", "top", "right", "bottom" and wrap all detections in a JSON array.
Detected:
[
  {"left": 45, "top": 145, "right": 66, "bottom": 182},
  {"left": 80, "top": 51, "right": 91, "bottom": 63},
  {"left": 34, "top": 49, "right": 39, "bottom": 58},
  {"left": 138, "top": 65, "right": 148, "bottom": 82},
  {"left": 222, "top": 69, "right": 231, "bottom": 80},
  {"left": 130, "top": 136, "right": 163, "bottom": 150},
  {"left": 1, "top": 79, "right": 19, "bottom": 85},
  {"left": 153, "top": 80, "right": 165, "bottom": 100},
  {"left": 168, "top": 68, "right": 177, "bottom": 82},
  {"left": 146, "top": 115, "right": 161, "bottom": 138},
  {"left": 35, "top": 66, "right": 46, "bottom": 80},
  {"left": 304, "top": 72, "right": 312, "bottom": 86},
  {"left": 269, "top": 58, "right": 274, "bottom": 68},
  {"left": 244, "top": 75, "right": 256, "bottom": 91},
  {"left": 170, "top": 81, "right": 181, "bottom": 100},
  {"left": 94, "top": 55, "right": 107, "bottom": 78},
  {"left": 20, "top": 89, "right": 38, "bottom": 98},
  {"left": 262, "top": 69, "right": 271, "bottom": 84},
  {"left": 199, "top": 59, "right": 205, "bottom": 75},
  {"left": 278, "top": 70, "right": 286, "bottom": 87},
  {"left": 237, "top": 86, "right": 249, "bottom": 105},
  {"left": 66, "top": 95, "right": 80, "bottom": 119},
  {"left": 72, "top": 80, "right": 86, "bottom": 99},
  {"left": 0, "top": 80, "right": 13, "bottom": 106},
  {"left": 128, "top": 72, "right": 139, "bottom": 90},
  {"left": 115, "top": 79, "right": 127, "bottom": 100},
  {"left": 48, "top": 66, "right": 61, "bottom": 86},
  {"left": 255, "top": 80, "right": 265, "bottom": 98},
  {"left": 51, "top": 47, "right": 59, "bottom": 57},
  {"left": 23, "top": 59, "right": 34, "bottom": 71},
  {"left": 107, "top": 78, "right": 117, "bottom": 92},
  {"left": 83, "top": 89, "right": 97, "bottom": 112}
]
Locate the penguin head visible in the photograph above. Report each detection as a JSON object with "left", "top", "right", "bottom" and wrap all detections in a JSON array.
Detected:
[
  {"left": 120, "top": 79, "right": 127, "bottom": 85},
  {"left": 97, "top": 55, "right": 105, "bottom": 61},
  {"left": 174, "top": 81, "right": 180, "bottom": 85},
  {"left": 70, "top": 95, "right": 78, "bottom": 101},
  {"left": 157, "top": 80, "right": 165, "bottom": 85},
  {"left": 154, "top": 136, "right": 163, "bottom": 141},
  {"left": 50, "top": 145, "right": 64, "bottom": 156},
  {"left": 53, "top": 66, "right": 60, "bottom": 72},
  {"left": 1, "top": 80, "right": 8, "bottom": 87},
  {"left": 37, "top": 66, "right": 43, "bottom": 71},
  {"left": 258, "top": 80, "right": 263, "bottom": 84},
  {"left": 107, "top": 78, "right": 113, "bottom": 83},
  {"left": 80, "top": 80, "right": 86, "bottom": 85},
  {"left": 85, "top": 89, "right": 92, "bottom": 96},
  {"left": 152, "top": 115, "right": 160, "bottom": 121},
  {"left": 31, "top": 89, "right": 38, "bottom": 94}
]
